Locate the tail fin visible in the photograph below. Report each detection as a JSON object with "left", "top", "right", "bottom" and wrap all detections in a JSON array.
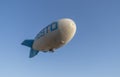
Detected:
[
  {"left": 21, "top": 39, "right": 39, "bottom": 58},
  {"left": 21, "top": 40, "right": 34, "bottom": 47},
  {"left": 29, "top": 49, "right": 39, "bottom": 58}
]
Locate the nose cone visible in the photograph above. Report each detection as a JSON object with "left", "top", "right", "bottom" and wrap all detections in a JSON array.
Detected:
[
  {"left": 58, "top": 18, "right": 76, "bottom": 44},
  {"left": 59, "top": 18, "right": 76, "bottom": 27},
  {"left": 58, "top": 18, "right": 76, "bottom": 31}
]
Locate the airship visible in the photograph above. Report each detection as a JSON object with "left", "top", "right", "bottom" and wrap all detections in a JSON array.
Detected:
[{"left": 21, "top": 18, "right": 76, "bottom": 58}]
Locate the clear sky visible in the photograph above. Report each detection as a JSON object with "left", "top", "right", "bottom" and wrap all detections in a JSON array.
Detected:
[{"left": 0, "top": 0, "right": 120, "bottom": 77}]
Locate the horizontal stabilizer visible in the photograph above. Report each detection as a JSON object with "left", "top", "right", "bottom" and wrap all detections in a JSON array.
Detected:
[{"left": 21, "top": 40, "right": 34, "bottom": 48}]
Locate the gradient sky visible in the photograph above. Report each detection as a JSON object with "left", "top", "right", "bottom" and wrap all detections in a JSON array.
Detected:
[{"left": 0, "top": 0, "right": 120, "bottom": 77}]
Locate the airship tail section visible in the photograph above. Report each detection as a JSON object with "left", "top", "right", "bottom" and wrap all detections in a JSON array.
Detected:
[{"left": 21, "top": 39, "right": 39, "bottom": 58}]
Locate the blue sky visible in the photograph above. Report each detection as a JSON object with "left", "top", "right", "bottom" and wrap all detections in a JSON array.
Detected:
[{"left": 0, "top": 0, "right": 120, "bottom": 77}]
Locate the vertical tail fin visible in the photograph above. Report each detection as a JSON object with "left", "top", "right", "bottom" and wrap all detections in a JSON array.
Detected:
[
  {"left": 29, "top": 49, "right": 39, "bottom": 58},
  {"left": 21, "top": 39, "right": 39, "bottom": 58}
]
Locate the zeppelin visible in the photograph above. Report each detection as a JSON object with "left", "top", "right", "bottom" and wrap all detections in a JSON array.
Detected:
[{"left": 21, "top": 18, "right": 76, "bottom": 58}]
